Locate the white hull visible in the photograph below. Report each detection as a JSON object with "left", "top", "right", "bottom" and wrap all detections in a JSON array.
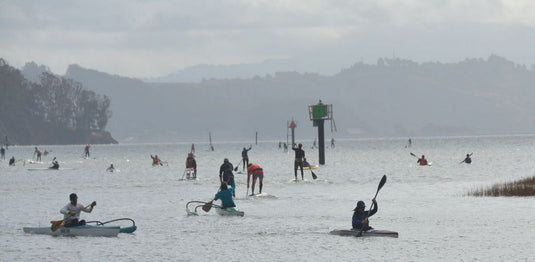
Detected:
[{"left": 23, "top": 225, "right": 120, "bottom": 237}]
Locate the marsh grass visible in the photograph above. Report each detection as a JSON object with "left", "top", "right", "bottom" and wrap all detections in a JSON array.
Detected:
[{"left": 468, "top": 176, "right": 535, "bottom": 197}]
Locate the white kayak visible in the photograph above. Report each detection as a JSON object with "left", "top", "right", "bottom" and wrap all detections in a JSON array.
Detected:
[
  {"left": 23, "top": 225, "right": 120, "bottom": 237},
  {"left": 215, "top": 207, "right": 244, "bottom": 217},
  {"left": 330, "top": 229, "right": 398, "bottom": 238}
]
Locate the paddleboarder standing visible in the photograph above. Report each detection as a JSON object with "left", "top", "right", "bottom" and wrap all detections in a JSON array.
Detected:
[
  {"left": 292, "top": 143, "right": 305, "bottom": 180},
  {"left": 247, "top": 163, "right": 264, "bottom": 196},
  {"left": 219, "top": 158, "right": 235, "bottom": 196},
  {"left": 241, "top": 146, "right": 252, "bottom": 171},
  {"left": 352, "top": 199, "right": 377, "bottom": 231},
  {"left": 84, "top": 145, "right": 91, "bottom": 158},
  {"left": 60, "top": 193, "right": 96, "bottom": 227}
]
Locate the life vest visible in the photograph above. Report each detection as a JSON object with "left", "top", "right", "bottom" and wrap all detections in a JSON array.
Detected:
[{"left": 419, "top": 159, "right": 428, "bottom": 166}]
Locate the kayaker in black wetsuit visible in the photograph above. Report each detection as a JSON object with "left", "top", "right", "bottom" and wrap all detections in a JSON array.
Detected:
[
  {"left": 462, "top": 153, "right": 472, "bottom": 164},
  {"left": 50, "top": 157, "right": 59, "bottom": 169},
  {"left": 352, "top": 199, "right": 377, "bottom": 231},
  {"left": 292, "top": 143, "right": 305, "bottom": 180},
  {"left": 9, "top": 156, "right": 15, "bottom": 166},
  {"left": 241, "top": 146, "right": 252, "bottom": 171},
  {"left": 219, "top": 158, "right": 235, "bottom": 196}
]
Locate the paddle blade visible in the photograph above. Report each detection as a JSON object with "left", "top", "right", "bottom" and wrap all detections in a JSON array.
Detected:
[
  {"left": 234, "top": 166, "right": 238, "bottom": 171},
  {"left": 410, "top": 152, "right": 417, "bottom": 157},
  {"left": 202, "top": 201, "right": 213, "bottom": 212},
  {"left": 377, "top": 175, "right": 387, "bottom": 191},
  {"left": 311, "top": 170, "right": 317, "bottom": 180},
  {"left": 50, "top": 220, "right": 64, "bottom": 232}
]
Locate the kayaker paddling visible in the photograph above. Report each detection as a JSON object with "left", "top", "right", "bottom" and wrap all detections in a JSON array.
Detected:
[
  {"left": 214, "top": 183, "right": 237, "bottom": 211},
  {"left": 106, "top": 163, "right": 115, "bottom": 172},
  {"left": 417, "top": 155, "right": 428, "bottom": 166},
  {"left": 50, "top": 157, "right": 59, "bottom": 169},
  {"left": 60, "top": 193, "right": 96, "bottom": 227},
  {"left": 352, "top": 199, "right": 377, "bottom": 231},
  {"left": 461, "top": 153, "right": 472, "bottom": 164}
]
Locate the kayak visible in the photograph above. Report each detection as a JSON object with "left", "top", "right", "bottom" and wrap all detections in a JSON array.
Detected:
[
  {"left": 23, "top": 225, "right": 121, "bottom": 237},
  {"left": 23, "top": 218, "right": 137, "bottom": 237},
  {"left": 215, "top": 207, "right": 244, "bottom": 217},
  {"left": 27, "top": 168, "right": 73, "bottom": 171},
  {"left": 303, "top": 164, "right": 319, "bottom": 170},
  {"left": 330, "top": 229, "right": 398, "bottom": 238}
]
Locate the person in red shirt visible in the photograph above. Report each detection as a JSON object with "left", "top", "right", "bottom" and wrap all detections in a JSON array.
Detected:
[{"left": 247, "top": 163, "right": 264, "bottom": 196}]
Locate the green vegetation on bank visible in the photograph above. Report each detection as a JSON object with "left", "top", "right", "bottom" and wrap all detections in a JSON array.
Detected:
[
  {"left": 468, "top": 176, "right": 535, "bottom": 197},
  {"left": 0, "top": 58, "right": 116, "bottom": 145}
]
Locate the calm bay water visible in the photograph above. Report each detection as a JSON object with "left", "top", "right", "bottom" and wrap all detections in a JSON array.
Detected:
[{"left": 1, "top": 135, "right": 535, "bottom": 261}]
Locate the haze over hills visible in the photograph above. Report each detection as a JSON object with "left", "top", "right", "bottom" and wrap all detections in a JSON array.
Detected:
[{"left": 21, "top": 55, "right": 535, "bottom": 144}]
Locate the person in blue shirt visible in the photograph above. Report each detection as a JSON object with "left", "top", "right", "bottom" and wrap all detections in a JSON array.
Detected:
[
  {"left": 352, "top": 198, "right": 377, "bottom": 231},
  {"left": 214, "top": 183, "right": 236, "bottom": 210}
]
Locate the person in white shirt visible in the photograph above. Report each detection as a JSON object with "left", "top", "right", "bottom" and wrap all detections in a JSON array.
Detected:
[{"left": 60, "top": 193, "right": 96, "bottom": 227}]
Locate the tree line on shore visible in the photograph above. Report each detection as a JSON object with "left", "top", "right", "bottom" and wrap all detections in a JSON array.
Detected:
[{"left": 0, "top": 58, "right": 115, "bottom": 145}]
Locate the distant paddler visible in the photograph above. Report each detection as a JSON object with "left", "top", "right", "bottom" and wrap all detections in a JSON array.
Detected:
[
  {"left": 292, "top": 143, "right": 305, "bottom": 180},
  {"left": 241, "top": 145, "right": 252, "bottom": 171},
  {"left": 106, "top": 163, "right": 115, "bottom": 172},
  {"left": 84, "top": 144, "right": 91, "bottom": 158},
  {"left": 50, "top": 157, "right": 59, "bottom": 169},
  {"left": 219, "top": 158, "right": 235, "bottom": 197},
  {"left": 185, "top": 152, "right": 197, "bottom": 178},
  {"left": 247, "top": 163, "right": 264, "bottom": 196},
  {"left": 461, "top": 153, "right": 472, "bottom": 164},
  {"left": 9, "top": 156, "right": 15, "bottom": 166},
  {"left": 151, "top": 155, "right": 162, "bottom": 166}
]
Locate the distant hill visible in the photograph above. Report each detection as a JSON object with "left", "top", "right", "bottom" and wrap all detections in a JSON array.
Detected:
[{"left": 62, "top": 55, "right": 535, "bottom": 143}]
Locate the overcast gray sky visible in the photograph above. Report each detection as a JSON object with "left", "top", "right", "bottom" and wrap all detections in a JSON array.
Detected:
[{"left": 1, "top": 0, "right": 535, "bottom": 78}]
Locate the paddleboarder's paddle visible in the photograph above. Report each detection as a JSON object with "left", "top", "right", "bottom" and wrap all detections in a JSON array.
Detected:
[
  {"left": 51, "top": 203, "right": 93, "bottom": 231},
  {"left": 410, "top": 152, "right": 417, "bottom": 158},
  {"left": 234, "top": 159, "right": 242, "bottom": 172},
  {"left": 310, "top": 169, "right": 317, "bottom": 180},
  {"left": 357, "top": 175, "right": 387, "bottom": 236}
]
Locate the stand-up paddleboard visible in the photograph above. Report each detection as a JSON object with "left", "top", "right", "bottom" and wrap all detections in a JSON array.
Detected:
[
  {"left": 330, "top": 229, "right": 398, "bottom": 238},
  {"left": 247, "top": 192, "right": 277, "bottom": 199},
  {"left": 303, "top": 165, "right": 319, "bottom": 170}
]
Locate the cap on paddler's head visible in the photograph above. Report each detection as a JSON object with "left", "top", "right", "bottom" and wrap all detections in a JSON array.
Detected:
[
  {"left": 353, "top": 200, "right": 365, "bottom": 211},
  {"left": 69, "top": 193, "right": 77, "bottom": 200},
  {"left": 224, "top": 158, "right": 229, "bottom": 163}
]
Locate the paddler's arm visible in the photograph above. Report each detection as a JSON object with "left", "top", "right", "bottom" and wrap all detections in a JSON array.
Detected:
[
  {"left": 82, "top": 201, "right": 97, "bottom": 213},
  {"left": 368, "top": 199, "right": 378, "bottom": 217}
]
